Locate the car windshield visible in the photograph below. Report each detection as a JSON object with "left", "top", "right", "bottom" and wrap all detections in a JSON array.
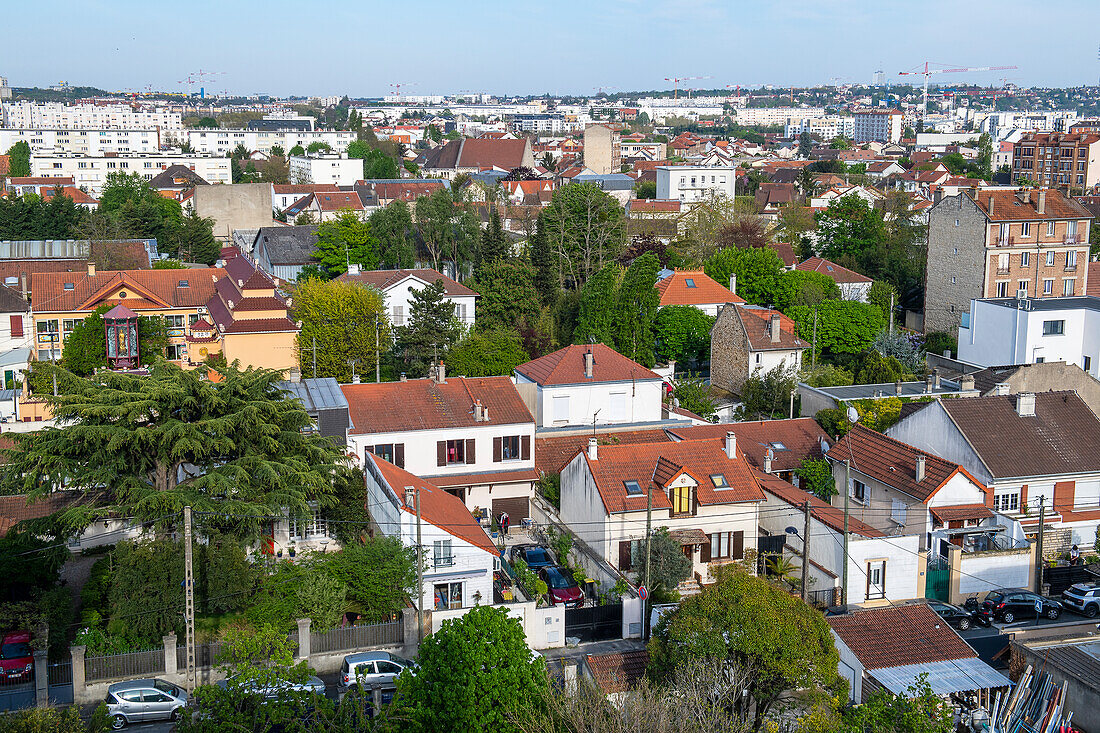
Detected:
[
  {"left": 390, "top": 656, "right": 415, "bottom": 669},
  {"left": 526, "top": 549, "right": 550, "bottom": 564},
  {"left": 0, "top": 642, "right": 31, "bottom": 659},
  {"left": 545, "top": 568, "right": 576, "bottom": 590}
]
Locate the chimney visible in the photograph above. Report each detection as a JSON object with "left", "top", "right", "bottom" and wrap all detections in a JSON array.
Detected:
[
  {"left": 764, "top": 447, "right": 774, "bottom": 474},
  {"left": 992, "top": 382, "right": 1010, "bottom": 396},
  {"left": 584, "top": 350, "right": 594, "bottom": 379},
  {"left": 933, "top": 188, "right": 943, "bottom": 205},
  {"left": 347, "top": 262, "right": 361, "bottom": 276},
  {"left": 894, "top": 380, "right": 903, "bottom": 396},
  {"left": 729, "top": 274, "right": 737, "bottom": 294},
  {"left": 352, "top": 373, "right": 360, "bottom": 384},
  {"left": 724, "top": 431, "right": 737, "bottom": 459},
  {"left": 1037, "top": 189, "right": 1046, "bottom": 215},
  {"left": 988, "top": 196, "right": 994, "bottom": 216},
  {"left": 482, "top": 407, "right": 489, "bottom": 422},
  {"left": 473, "top": 399, "right": 483, "bottom": 422},
  {"left": 1022, "top": 189, "right": 1031, "bottom": 204},
  {"left": 587, "top": 437, "right": 598, "bottom": 460},
  {"left": 404, "top": 486, "right": 416, "bottom": 508},
  {"left": 915, "top": 455, "right": 926, "bottom": 483},
  {"left": 1015, "top": 392, "right": 1036, "bottom": 417},
  {"left": 932, "top": 368, "right": 941, "bottom": 389},
  {"left": 770, "top": 313, "right": 781, "bottom": 343},
  {"left": 924, "top": 374, "right": 934, "bottom": 394},
  {"left": 400, "top": 372, "right": 407, "bottom": 382},
  {"left": 87, "top": 262, "right": 95, "bottom": 277},
  {"left": 959, "top": 374, "right": 975, "bottom": 391},
  {"left": 435, "top": 362, "right": 446, "bottom": 384}
]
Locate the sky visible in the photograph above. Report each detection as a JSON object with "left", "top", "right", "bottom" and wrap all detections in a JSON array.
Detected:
[{"left": 5, "top": 1, "right": 1100, "bottom": 97}]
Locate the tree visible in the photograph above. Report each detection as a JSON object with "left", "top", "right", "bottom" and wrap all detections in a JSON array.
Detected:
[
  {"left": 716, "top": 217, "right": 771, "bottom": 250},
  {"left": 152, "top": 259, "right": 186, "bottom": 269},
  {"left": 841, "top": 677, "right": 953, "bottom": 733},
  {"left": 786, "top": 300, "right": 886, "bottom": 359},
  {"left": 631, "top": 527, "right": 692, "bottom": 593},
  {"left": 314, "top": 210, "right": 379, "bottom": 276},
  {"left": 394, "top": 279, "right": 464, "bottom": 377},
  {"left": 738, "top": 362, "right": 799, "bottom": 419},
  {"left": 368, "top": 200, "right": 416, "bottom": 269},
  {"left": 704, "top": 247, "right": 785, "bottom": 306},
  {"left": 395, "top": 606, "right": 548, "bottom": 733},
  {"left": 814, "top": 196, "right": 888, "bottom": 262},
  {"left": 654, "top": 306, "right": 713, "bottom": 366},
  {"left": 672, "top": 373, "right": 717, "bottom": 420},
  {"left": 293, "top": 278, "right": 390, "bottom": 382},
  {"left": 633, "top": 180, "right": 657, "bottom": 199},
  {"left": 415, "top": 187, "right": 475, "bottom": 277},
  {"left": 447, "top": 330, "right": 530, "bottom": 378},
  {"left": 177, "top": 210, "right": 220, "bottom": 264},
  {"left": 2, "top": 363, "right": 348, "bottom": 531},
  {"left": 104, "top": 539, "right": 186, "bottom": 645},
  {"left": 798, "top": 131, "right": 813, "bottom": 158},
  {"left": 288, "top": 144, "right": 305, "bottom": 157},
  {"left": 477, "top": 209, "right": 508, "bottom": 271},
  {"left": 677, "top": 192, "right": 738, "bottom": 261},
  {"left": 870, "top": 330, "right": 924, "bottom": 374},
  {"left": 529, "top": 218, "right": 559, "bottom": 306},
  {"left": 796, "top": 166, "right": 819, "bottom": 199},
  {"left": 270, "top": 145, "right": 285, "bottom": 158},
  {"left": 648, "top": 566, "right": 844, "bottom": 733},
  {"left": 769, "top": 270, "right": 841, "bottom": 311},
  {"left": 259, "top": 156, "right": 289, "bottom": 185},
  {"left": 611, "top": 253, "right": 662, "bottom": 366},
  {"left": 306, "top": 141, "right": 332, "bottom": 154},
  {"left": 794, "top": 458, "right": 835, "bottom": 500},
  {"left": 539, "top": 182, "right": 626, "bottom": 288},
  {"left": 866, "top": 280, "right": 897, "bottom": 322},
  {"left": 5, "top": 141, "right": 31, "bottom": 177},
  {"left": 829, "top": 136, "right": 852, "bottom": 150},
  {"left": 349, "top": 141, "right": 400, "bottom": 180},
  {"left": 194, "top": 116, "right": 218, "bottom": 129},
  {"left": 471, "top": 260, "right": 540, "bottom": 333},
  {"left": 321, "top": 536, "right": 416, "bottom": 622}
]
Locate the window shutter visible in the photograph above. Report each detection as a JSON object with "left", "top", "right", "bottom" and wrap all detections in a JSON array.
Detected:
[
  {"left": 618, "top": 541, "right": 632, "bottom": 570},
  {"left": 437, "top": 441, "right": 446, "bottom": 467},
  {"left": 731, "top": 531, "right": 744, "bottom": 560},
  {"left": 395, "top": 444, "right": 405, "bottom": 469},
  {"left": 521, "top": 435, "right": 531, "bottom": 460},
  {"left": 9, "top": 315, "right": 22, "bottom": 338},
  {"left": 465, "top": 438, "right": 475, "bottom": 464},
  {"left": 700, "top": 536, "right": 711, "bottom": 563},
  {"left": 493, "top": 437, "right": 502, "bottom": 463}
]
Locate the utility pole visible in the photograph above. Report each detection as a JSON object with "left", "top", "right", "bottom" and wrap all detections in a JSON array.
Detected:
[
  {"left": 811, "top": 307, "right": 818, "bottom": 369},
  {"left": 841, "top": 460, "right": 850, "bottom": 606},
  {"left": 1034, "top": 495, "right": 1046, "bottom": 594},
  {"left": 801, "top": 500, "right": 812, "bottom": 601},
  {"left": 643, "top": 482, "right": 653, "bottom": 640},
  {"left": 375, "top": 319, "right": 381, "bottom": 383},
  {"left": 311, "top": 335, "right": 318, "bottom": 379},
  {"left": 183, "top": 506, "right": 196, "bottom": 691},
  {"left": 888, "top": 292, "right": 895, "bottom": 333},
  {"left": 415, "top": 486, "right": 424, "bottom": 645}
]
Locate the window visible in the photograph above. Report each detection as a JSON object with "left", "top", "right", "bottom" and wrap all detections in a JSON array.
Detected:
[
  {"left": 707, "top": 531, "right": 743, "bottom": 560},
  {"left": 1020, "top": 251, "right": 1030, "bottom": 267},
  {"left": 1063, "top": 279, "right": 1075, "bottom": 296},
  {"left": 994, "top": 491, "right": 1019, "bottom": 512},
  {"left": 852, "top": 480, "right": 867, "bottom": 504},
  {"left": 866, "top": 560, "right": 886, "bottom": 600},
  {"left": 684, "top": 278, "right": 696, "bottom": 288},
  {"left": 1084, "top": 355, "right": 1092, "bottom": 372},
  {"left": 392, "top": 306, "right": 404, "bottom": 326},
  {"left": 1066, "top": 250, "right": 1077, "bottom": 269},
  {"left": 1021, "top": 222, "right": 1031, "bottom": 238},
  {"left": 997, "top": 252, "right": 1009, "bottom": 272},
  {"left": 1043, "top": 279, "right": 1054, "bottom": 295},
  {"left": 552, "top": 395, "right": 570, "bottom": 423},
  {"left": 433, "top": 582, "right": 462, "bottom": 610},
  {"left": 1043, "top": 319, "right": 1064, "bottom": 335},
  {"left": 432, "top": 539, "right": 453, "bottom": 568},
  {"left": 1017, "top": 280, "right": 1029, "bottom": 297},
  {"left": 62, "top": 319, "right": 80, "bottom": 334},
  {"left": 178, "top": 279, "right": 189, "bottom": 288},
  {"left": 9, "top": 315, "right": 22, "bottom": 338},
  {"left": 891, "top": 499, "right": 907, "bottom": 525},
  {"left": 370, "top": 443, "right": 396, "bottom": 463},
  {"left": 609, "top": 391, "right": 627, "bottom": 421},
  {"left": 501, "top": 435, "right": 520, "bottom": 460},
  {"left": 1068, "top": 220, "right": 1078, "bottom": 238},
  {"left": 710, "top": 474, "right": 729, "bottom": 488},
  {"left": 997, "top": 281, "right": 1008, "bottom": 297},
  {"left": 165, "top": 343, "right": 185, "bottom": 360},
  {"left": 289, "top": 508, "right": 329, "bottom": 540},
  {"left": 671, "top": 485, "right": 693, "bottom": 515},
  {"left": 444, "top": 439, "right": 465, "bottom": 464},
  {"left": 1046, "top": 250, "right": 1056, "bottom": 266},
  {"left": 1047, "top": 221, "right": 1056, "bottom": 237},
  {"left": 165, "top": 315, "right": 184, "bottom": 328},
  {"left": 624, "top": 480, "right": 642, "bottom": 496}
]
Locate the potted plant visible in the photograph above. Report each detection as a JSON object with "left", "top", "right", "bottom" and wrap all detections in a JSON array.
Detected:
[{"left": 288, "top": 543, "right": 297, "bottom": 558}]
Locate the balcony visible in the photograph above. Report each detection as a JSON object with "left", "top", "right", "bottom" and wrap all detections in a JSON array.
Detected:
[
  {"left": 996, "top": 267, "right": 1010, "bottom": 275},
  {"left": 1063, "top": 236, "right": 1079, "bottom": 245}
]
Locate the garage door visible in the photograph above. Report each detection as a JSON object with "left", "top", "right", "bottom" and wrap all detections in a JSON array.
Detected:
[{"left": 492, "top": 496, "right": 530, "bottom": 523}]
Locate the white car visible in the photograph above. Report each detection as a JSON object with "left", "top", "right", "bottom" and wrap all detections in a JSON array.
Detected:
[{"left": 1062, "top": 582, "right": 1100, "bottom": 618}]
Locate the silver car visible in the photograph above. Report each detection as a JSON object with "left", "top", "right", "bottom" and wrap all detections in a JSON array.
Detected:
[
  {"left": 337, "top": 651, "right": 415, "bottom": 696},
  {"left": 216, "top": 673, "right": 326, "bottom": 699},
  {"left": 106, "top": 678, "right": 187, "bottom": 729}
]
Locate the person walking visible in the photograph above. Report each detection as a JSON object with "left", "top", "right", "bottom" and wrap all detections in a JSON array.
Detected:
[{"left": 499, "top": 511, "right": 510, "bottom": 538}]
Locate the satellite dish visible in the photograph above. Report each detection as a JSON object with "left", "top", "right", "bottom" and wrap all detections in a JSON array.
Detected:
[
  {"left": 784, "top": 526, "right": 799, "bottom": 535},
  {"left": 846, "top": 406, "right": 859, "bottom": 423}
]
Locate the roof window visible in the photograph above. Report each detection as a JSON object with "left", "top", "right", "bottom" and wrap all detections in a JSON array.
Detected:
[
  {"left": 178, "top": 280, "right": 189, "bottom": 288},
  {"left": 770, "top": 442, "right": 789, "bottom": 451},
  {"left": 63, "top": 283, "right": 74, "bottom": 290},
  {"left": 710, "top": 474, "right": 729, "bottom": 488},
  {"left": 624, "top": 480, "right": 643, "bottom": 496},
  {"left": 684, "top": 278, "right": 697, "bottom": 288}
]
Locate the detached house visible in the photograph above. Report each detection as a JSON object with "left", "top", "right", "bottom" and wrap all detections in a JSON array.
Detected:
[
  {"left": 710, "top": 304, "right": 807, "bottom": 394},
  {"left": 796, "top": 257, "right": 873, "bottom": 302},
  {"left": 654, "top": 269, "right": 743, "bottom": 317},
  {"left": 337, "top": 267, "right": 477, "bottom": 328},
  {"left": 421, "top": 137, "right": 535, "bottom": 179}
]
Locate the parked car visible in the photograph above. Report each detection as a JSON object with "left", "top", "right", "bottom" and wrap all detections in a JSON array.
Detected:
[
  {"left": 337, "top": 651, "right": 416, "bottom": 697},
  {"left": 980, "top": 588, "right": 1063, "bottom": 624},
  {"left": 105, "top": 678, "right": 188, "bottom": 729},
  {"left": 926, "top": 600, "right": 985, "bottom": 630},
  {"left": 215, "top": 674, "right": 326, "bottom": 699},
  {"left": 509, "top": 544, "right": 556, "bottom": 569},
  {"left": 539, "top": 566, "right": 583, "bottom": 608},
  {"left": 0, "top": 631, "right": 33, "bottom": 683},
  {"left": 1062, "top": 582, "right": 1100, "bottom": 618}
]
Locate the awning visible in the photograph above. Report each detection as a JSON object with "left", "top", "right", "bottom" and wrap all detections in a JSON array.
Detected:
[
  {"left": 668, "top": 528, "right": 709, "bottom": 546},
  {"left": 930, "top": 504, "right": 994, "bottom": 524},
  {"left": 868, "top": 658, "right": 1011, "bottom": 696}
]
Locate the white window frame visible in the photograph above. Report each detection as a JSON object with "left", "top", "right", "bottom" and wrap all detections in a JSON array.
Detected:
[{"left": 994, "top": 491, "right": 1019, "bottom": 512}]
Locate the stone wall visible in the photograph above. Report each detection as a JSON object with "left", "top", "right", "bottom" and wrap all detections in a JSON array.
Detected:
[
  {"left": 710, "top": 304, "right": 750, "bottom": 394},
  {"left": 924, "top": 193, "right": 988, "bottom": 334}
]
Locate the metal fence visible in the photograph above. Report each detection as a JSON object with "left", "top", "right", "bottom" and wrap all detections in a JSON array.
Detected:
[
  {"left": 803, "top": 587, "right": 841, "bottom": 610},
  {"left": 48, "top": 662, "right": 73, "bottom": 706},
  {"left": 311, "top": 621, "right": 403, "bottom": 654},
  {"left": 85, "top": 648, "right": 164, "bottom": 683},
  {"left": 178, "top": 642, "right": 224, "bottom": 671}
]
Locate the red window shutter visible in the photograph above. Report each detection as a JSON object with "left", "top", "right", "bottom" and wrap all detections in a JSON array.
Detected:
[
  {"left": 731, "top": 531, "right": 744, "bottom": 560},
  {"left": 437, "top": 441, "right": 446, "bottom": 467},
  {"left": 465, "top": 438, "right": 475, "bottom": 464},
  {"left": 521, "top": 435, "right": 531, "bottom": 460},
  {"left": 395, "top": 444, "right": 405, "bottom": 469},
  {"left": 618, "top": 541, "right": 633, "bottom": 570},
  {"left": 9, "top": 315, "right": 22, "bottom": 338},
  {"left": 493, "top": 437, "right": 502, "bottom": 463}
]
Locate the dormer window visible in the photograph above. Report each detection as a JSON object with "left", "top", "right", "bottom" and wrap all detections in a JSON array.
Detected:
[
  {"left": 671, "top": 484, "right": 693, "bottom": 515},
  {"left": 624, "top": 480, "right": 643, "bottom": 496}
]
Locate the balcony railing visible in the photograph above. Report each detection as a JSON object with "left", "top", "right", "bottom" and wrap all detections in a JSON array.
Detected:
[{"left": 1064, "top": 236, "right": 1079, "bottom": 245}]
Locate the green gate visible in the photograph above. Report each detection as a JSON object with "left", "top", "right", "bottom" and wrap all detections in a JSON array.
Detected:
[{"left": 925, "top": 554, "right": 950, "bottom": 601}]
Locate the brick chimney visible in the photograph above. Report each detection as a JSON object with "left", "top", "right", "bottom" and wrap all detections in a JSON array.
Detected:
[
  {"left": 1037, "top": 189, "right": 1046, "bottom": 215},
  {"left": 1015, "top": 392, "right": 1036, "bottom": 417},
  {"left": 587, "top": 437, "right": 598, "bottom": 460},
  {"left": 724, "top": 432, "right": 737, "bottom": 459},
  {"left": 915, "top": 455, "right": 926, "bottom": 482},
  {"left": 770, "top": 313, "right": 781, "bottom": 343}
]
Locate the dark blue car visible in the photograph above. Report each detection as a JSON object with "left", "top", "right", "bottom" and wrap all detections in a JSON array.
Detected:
[{"left": 509, "top": 544, "right": 556, "bottom": 569}]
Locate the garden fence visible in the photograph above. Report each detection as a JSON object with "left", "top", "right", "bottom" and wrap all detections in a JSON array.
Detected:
[
  {"left": 85, "top": 648, "right": 164, "bottom": 683},
  {"left": 311, "top": 620, "right": 403, "bottom": 654}
]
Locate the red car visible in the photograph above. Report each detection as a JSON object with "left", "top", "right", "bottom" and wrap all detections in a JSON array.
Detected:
[
  {"left": 539, "top": 566, "right": 583, "bottom": 607},
  {"left": 0, "top": 632, "right": 33, "bottom": 682}
]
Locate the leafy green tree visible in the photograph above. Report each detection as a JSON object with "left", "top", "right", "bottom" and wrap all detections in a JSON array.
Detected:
[
  {"left": 152, "top": 259, "right": 186, "bottom": 269},
  {"left": 870, "top": 330, "right": 924, "bottom": 374},
  {"left": 247, "top": 559, "right": 347, "bottom": 632},
  {"left": 5, "top": 141, "right": 31, "bottom": 177},
  {"left": 612, "top": 253, "right": 662, "bottom": 366},
  {"left": 795, "top": 458, "right": 835, "bottom": 500},
  {"left": 0, "top": 705, "right": 109, "bottom": 732},
  {"left": 293, "top": 277, "right": 390, "bottom": 382},
  {"left": 193, "top": 116, "right": 218, "bottom": 129},
  {"left": 288, "top": 144, "right": 305, "bottom": 156},
  {"left": 797, "top": 131, "right": 813, "bottom": 158},
  {"left": 349, "top": 141, "right": 400, "bottom": 180},
  {"left": 396, "top": 606, "right": 548, "bottom": 733},
  {"left": 769, "top": 270, "right": 841, "bottom": 310},
  {"left": 574, "top": 264, "right": 620, "bottom": 347},
  {"left": 368, "top": 200, "right": 416, "bottom": 268},
  {"left": 801, "top": 363, "right": 853, "bottom": 388},
  {"left": 322, "top": 536, "right": 417, "bottom": 622},
  {"left": 306, "top": 141, "right": 332, "bottom": 154},
  {"left": 841, "top": 677, "right": 952, "bottom": 733},
  {"left": 854, "top": 350, "right": 912, "bottom": 385},
  {"left": 415, "top": 187, "right": 476, "bottom": 276},
  {"left": 632, "top": 527, "right": 692, "bottom": 593},
  {"left": 738, "top": 362, "right": 799, "bottom": 419},
  {"left": 2, "top": 363, "right": 348, "bottom": 530},
  {"left": 923, "top": 331, "right": 957, "bottom": 359},
  {"left": 866, "top": 280, "right": 897, "bottom": 322},
  {"left": 814, "top": 196, "right": 888, "bottom": 262},
  {"left": 0, "top": 190, "right": 87, "bottom": 240},
  {"left": 672, "top": 373, "right": 717, "bottom": 420},
  {"left": 394, "top": 279, "right": 464, "bottom": 377},
  {"left": 633, "top": 180, "right": 657, "bottom": 199},
  {"left": 539, "top": 182, "right": 626, "bottom": 288},
  {"left": 0, "top": 523, "right": 70, "bottom": 603},
  {"left": 270, "top": 145, "right": 285, "bottom": 157},
  {"left": 177, "top": 210, "right": 220, "bottom": 264},
  {"left": 107, "top": 539, "right": 185, "bottom": 644},
  {"left": 314, "top": 210, "right": 379, "bottom": 276},
  {"left": 704, "top": 246, "right": 785, "bottom": 306},
  {"left": 648, "top": 567, "right": 844, "bottom": 733},
  {"left": 654, "top": 305, "right": 714, "bottom": 365},
  {"left": 677, "top": 193, "right": 739, "bottom": 262},
  {"left": 786, "top": 300, "right": 886, "bottom": 359},
  {"left": 198, "top": 534, "right": 260, "bottom": 615},
  {"left": 471, "top": 260, "right": 540, "bottom": 333}
]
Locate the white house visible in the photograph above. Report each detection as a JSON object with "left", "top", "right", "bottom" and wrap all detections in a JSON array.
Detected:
[
  {"left": 654, "top": 269, "right": 744, "bottom": 318},
  {"left": 513, "top": 344, "right": 665, "bottom": 430},
  {"left": 0, "top": 284, "right": 32, "bottom": 356},
  {"left": 336, "top": 267, "right": 477, "bottom": 328},
  {"left": 796, "top": 257, "right": 873, "bottom": 302},
  {"left": 655, "top": 166, "right": 737, "bottom": 203},
  {"left": 559, "top": 434, "right": 764, "bottom": 589},
  {"left": 342, "top": 368, "right": 537, "bottom": 522},
  {"left": 363, "top": 453, "right": 500, "bottom": 611},
  {"left": 958, "top": 296, "right": 1100, "bottom": 377},
  {"left": 288, "top": 153, "right": 363, "bottom": 187},
  {"left": 271, "top": 183, "right": 339, "bottom": 213}
]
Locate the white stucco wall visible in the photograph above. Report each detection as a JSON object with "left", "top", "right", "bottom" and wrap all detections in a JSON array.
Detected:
[
  {"left": 515, "top": 374, "right": 664, "bottom": 428},
  {"left": 749, "top": 350, "right": 803, "bottom": 378},
  {"left": 957, "top": 550, "right": 1032, "bottom": 595},
  {"left": 959, "top": 299, "right": 1100, "bottom": 377},
  {"left": 384, "top": 276, "right": 476, "bottom": 328},
  {"left": 348, "top": 422, "right": 535, "bottom": 481}
]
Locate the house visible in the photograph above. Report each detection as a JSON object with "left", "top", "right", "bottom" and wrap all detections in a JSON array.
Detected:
[
  {"left": 656, "top": 166, "right": 737, "bottom": 203},
  {"left": 277, "top": 377, "right": 350, "bottom": 447},
  {"left": 40, "top": 185, "right": 99, "bottom": 211},
  {"left": 583, "top": 124, "right": 622, "bottom": 175},
  {"left": 514, "top": 344, "right": 665, "bottom": 430},
  {"left": 5, "top": 176, "right": 75, "bottom": 197},
  {"left": 864, "top": 161, "right": 905, "bottom": 180},
  {"left": 625, "top": 199, "right": 682, "bottom": 220},
  {"left": 288, "top": 153, "right": 362, "bottom": 187},
  {"left": 796, "top": 257, "right": 873, "bottom": 302},
  {"left": 887, "top": 391, "right": 1100, "bottom": 551},
  {"left": 148, "top": 165, "right": 208, "bottom": 202},
  {"left": 571, "top": 173, "right": 635, "bottom": 204},
  {"left": 924, "top": 187, "right": 1093, "bottom": 334},
  {"left": 580, "top": 650, "right": 649, "bottom": 705},
  {"left": 0, "top": 239, "right": 151, "bottom": 300},
  {"left": 559, "top": 435, "right": 765, "bottom": 587},
  {"left": 420, "top": 137, "right": 535, "bottom": 180},
  {"left": 754, "top": 183, "right": 796, "bottom": 220},
  {"left": 828, "top": 605, "right": 1010, "bottom": 704},
  {"left": 654, "top": 268, "right": 743, "bottom": 317},
  {"left": 252, "top": 225, "right": 318, "bottom": 281},
  {"left": 0, "top": 283, "right": 31, "bottom": 357},
  {"left": 342, "top": 368, "right": 538, "bottom": 522},
  {"left": 336, "top": 267, "right": 477, "bottom": 328},
  {"left": 363, "top": 453, "right": 499, "bottom": 612},
  {"left": 310, "top": 191, "right": 365, "bottom": 222},
  {"left": 271, "top": 183, "right": 339, "bottom": 213},
  {"left": 710, "top": 304, "right": 807, "bottom": 395}
]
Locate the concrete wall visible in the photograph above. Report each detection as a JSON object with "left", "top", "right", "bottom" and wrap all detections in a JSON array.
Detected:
[
  {"left": 956, "top": 546, "right": 1033, "bottom": 599},
  {"left": 194, "top": 183, "right": 274, "bottom": 241},
  {"left": 430, "top": 600, "right": 565, "bottom": 650}
]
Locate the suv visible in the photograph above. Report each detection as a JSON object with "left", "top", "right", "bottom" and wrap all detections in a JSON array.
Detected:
[
  {"left": 0, "top": 631, "right": 33, "bottom": 683},
  {"left": 1062, "top": 582, "right": 1100, "bottom": 618},
  {"left": 981, "top": 588, "right": 1063, "bottom": 624},
  {"left": 105, "top": 678, "right": 187, "bottom": 729},
  {"left": 337, "top": 651, "right": 416, "bottom": 697}
]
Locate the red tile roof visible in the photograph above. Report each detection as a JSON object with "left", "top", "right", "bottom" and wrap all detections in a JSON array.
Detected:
[
  {"left": 929, "top": 504, "right": 993, "bottom": 523},
  {"left": 966, "top": 188, "right": 1092, "bottom": 222},
  {"left": 827, "top": 604, "right": 976, "bottom": 670},
  {"left": 535, "top": 430, "right": 671, "bottom": 475},
  {"left": 1089, "top": 262, "right": 1100, "bottom": 297},
  {"left": 272, "top": 184, "right": 339, "bottom": 194},
  {"left": 728, "top": 305, "right": 806, "bottom": 351},
  {"left": 342, "top": 376, "right": 533, "bottom": 434},
  {"left": 315, "top": 192, "right": 363, "bottom": 212},
  {"left": 630, "top": 199, "right": 682, "bottom": 213},
  {"left": 515, "top": 343, "right": 661, "bottom": 386},
  {"left": 32, "top": 268, "right": 223, "bottom": 313},
  {"left": 8, "top": 177, "right": 75, "bottom": 186},
  {"left": 429, "top": 467, "right": 540, "bottom": 488},
  {"left": 767, "top": 242, "right": 798, "bottom": 267},
  {"left": 336, "top": 268, "right": 477, "bottom": 297},
  {"left": 754, "top": 469, "right": 884, "bottom": 538},
  {"left": 584, "top": 650, "right": 649, "bottom": 695},
  {"left": 0, "top": 490, "right": 87, "bottom": 538},
  {"left": 655, "top": 269, "right": 744, "bottom": 307},
  {"left": 667, "top": 418, "right": 831, "bottom": 474},
  {"left": 796, "top": 257, "right": 872, "bottom": 284},
  {"left": 41, "top": 186, "right": 98, "bottom": 205}
]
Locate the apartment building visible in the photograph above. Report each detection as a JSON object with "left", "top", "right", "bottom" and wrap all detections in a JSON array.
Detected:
[
  {"left": 853, "top": 109, "right": 903, "bottom": 144},
  {"left": 2, "top": 102, "right": 182, "bottom": 130},
  {"left": 784, "top": 116, "right": 856, "bottom": 140},
  {"left": 656, "top": 165, "right": 736, "bottom": 202},
  {"left": 0, "top": 129, "right": 160, "bottom": 155},
  {"left": 733, "top": 107, "right": 826, "bottom": 126},
  {"left": 30, "top": 152, "right": 231, "bottom": 194},
  {"left": 184, "top": 128, "right": 355, "bottom": 156},
  {"left": 287, "top": 154, "right": 362, "bottom": 186},
  {"left": 583, "top": 124, "right": 622, "bottom": 175},
  {"left": 923, "top": 187, "right": 1093, "bottom": 334},
  {"left": 509, "top": 114, "right": 567, "bottom": 134},
  {"left": 1012, "top": 132, "right": 1100, "bottom": 191}
]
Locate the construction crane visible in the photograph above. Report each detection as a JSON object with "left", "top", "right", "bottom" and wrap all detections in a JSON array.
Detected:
[
  {"left": 663, "top": 75, "right": 710, "bottom": 100},
  {"left": 898, "top": 61, "right": 1017, "bottom": 117},
  {"left": 592, "top": 86, "right": 618, "bottom": 97},
  {"left": 389, "top": 82, "right": 416, "bottom": 100}
]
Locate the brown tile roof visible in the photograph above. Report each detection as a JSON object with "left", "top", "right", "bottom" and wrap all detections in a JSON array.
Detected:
[
  {"left": 8, "top": 177, "right": 75, "bottom": 186},
  {"left": 629, "top": 199, "right": 682, "bottom": 213},
  {"left": 430, "top": 467, "right": 540, "bottom": 488},
  {"left": 0, "top": 491, "right": 85, "bottom": 538},
  {"left": 342, "top": 376, "right": 533, "bottom": 434},
  {"left": 667, "top": 418, "right": 831, "bottom": 474},
  {"left": 1088, "top": 262, "right": 1100, "bottom": 297},
  {"left": 730, "top": 305, "right": 806, "bottom": 351},
  {"left": 796, "top": 257, "right": 872, "bottom": 284},
  {"left": 754, "top": 469, "right": 884, "bottom": 538},
  {"left": 584, "top": 650, "right": 649, "bottom": 695},
  {"left": 966, "top": 188, "right": 1092, "bottom": 222},
  {"left": 516, "top": 343, "right": 662, "bottom": 387},
  {"left": 425, "top": 138, "right": 530, "bottom": 171},
  {"left": 315, "top": 192, "right": 363, "bottom": 211},
  {"left": 579, "top": 438, "right": 765, "bottom": 514},
  {"left": 272, "top": 184, "right": 340, "bottom": 194},
  {"left": 535, "top": 430, "right": 671, "bottom": 475},
  {"left": 0, "top": 284, "right": 29, "bottom": 313},
  {"left": 655, "top": 269, "right": 744, "bottom": 307},
  {"left": 825, "top": 425, "right": 985, "bottom": 503},
  {"left": 939, "top": 391, "right": 1100, "bottom": 479},
  {"left": 31, "top": 268, "right": 223, "bottom": 313},
  {"left": 827, "top": 604, "right": 976, "bottom": 670},
  {"left": 368, "top": 455, "right": 499, "bottom": 555},
  {"left": 368, "top": 180, "right": 447, "bottom": 202},
  {"left": 336, "top": 268, "right": 477, "bottom": 297},
  {"left": 929, "top": 503, "right": 993, "bottom": 523},
  {"left": 767, "top": 242, "right": 798, "bottom": 267}
]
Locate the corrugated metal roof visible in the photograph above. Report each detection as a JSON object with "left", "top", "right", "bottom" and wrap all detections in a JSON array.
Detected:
[
  {"left": 279, "top": 378, "right": 349, "bottom": 413},
  {"left": 869, "top": 658, "right": 1011, "bottom": 696}
]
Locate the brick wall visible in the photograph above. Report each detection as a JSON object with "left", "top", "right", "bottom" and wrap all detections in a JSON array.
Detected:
[{"left": 924, "top": 194, "right": 988, "bottom": 334}]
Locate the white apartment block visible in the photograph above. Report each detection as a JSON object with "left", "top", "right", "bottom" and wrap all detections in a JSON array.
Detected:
[
  {"left": 733, "top": 107, "right": 826, "bottom": 126},
  {"left": 2, "top": 102, "right": 182, "bottom": 130},
  {"left": 656, "top": 165, "right": 736, "bottom": 203},
  {"left": 30, "top": 152, "right": 231, "bottom": 194},
  {"left": 509, "top": 115, "right": 566, "bottom": 134},
  {"left": 288, "top": 154, "right": 363, "bottom": 186},
  {"left": 0, "top": 129, "right": 160, "bottom": 155},
  {"left": 853, "top": 110, "right": 903, "bottom": 143},
  {"left": 183, "top": 129, "right": 355, "bottom": 156},
  {"left": 784, "top": 116, "right": 855, "bottom": 140}
]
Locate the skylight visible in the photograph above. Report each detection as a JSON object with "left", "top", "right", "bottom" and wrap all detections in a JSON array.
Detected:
[
  {"left": 63, "top": 283, "right": 74, "bottom": 290},
  {"left": 684, "top": 278, "right": 697, "bottom": 288},
  {"left": 624, "top": 480, "right": 643, "bottom": 496},
  {"left": 770, "top": 442, "right": 789, "bottom": 451},
  {"left": 178, "top": 280, "right": 189, "bottom": 288},
  {"left": 710, "top": 474, "right": 729, "bottom": 488}
]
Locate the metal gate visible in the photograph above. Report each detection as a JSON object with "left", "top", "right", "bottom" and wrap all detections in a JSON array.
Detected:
[
  {"left": 564, "top": 603, "right": 622, "bottom": 643},
  {"left": 48, "top": 661, "right": 73, "bottom": 706},
  {"left": 926, "top": 554, "right": 950, "bottom": 601},
  {"left": 0, "top": 683, "right": 34, "bottom": 712}
]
